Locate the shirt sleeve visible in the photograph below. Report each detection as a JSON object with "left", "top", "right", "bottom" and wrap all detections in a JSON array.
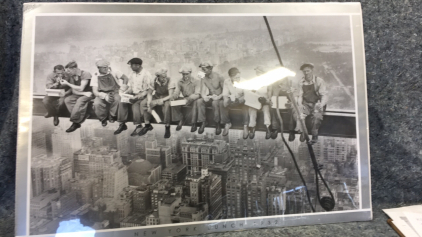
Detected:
[
  {"left": 194, "top": 80, "right": 202, "bottom": 95},
  {"left": 46, "top": 73, "right": 57, "bottom": 89},
  {"left": 298, "top": 80, "right": 304, "bottom": 98},
  {"left": 173, "top": 81, "right": 181, "bottom": 98},
  {"left": 222, "top": 80, "right": 230, "bottom": 97},
  {"left": 317, "top": 77, "right": 328, "bottom": 96},
  {"left": 81, "top": 71, "right": 92, "bottom": 80},
  {"left": 200, "top": 79, "right": 208, "bottom": 97},
  {"left": 90, "top": 74, "right": 98, "bottom": 87},
  {"left": 113, "top": 70, "right": 123, "bottom": 80},
  {"left": 168, "top": 78, "right": 177, "bottom": 90},
  {"left": 144, "top": 71, "right": 154, "bottom": 91}
]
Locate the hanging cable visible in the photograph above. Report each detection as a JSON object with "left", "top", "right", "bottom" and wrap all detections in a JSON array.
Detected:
[
  {"left": 276, "top": 97, "right": 315, "bottom": 212},
  {"left": 263, "top": 16, "right": 335, "bottom": 212}
]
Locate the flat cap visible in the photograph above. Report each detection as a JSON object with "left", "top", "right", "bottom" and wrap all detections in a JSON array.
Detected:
[
  {"left": 254, "top": 65, "right": 267, "bottom": 74},
  {"left": 95, "top": 59, "right": 110, "bottom": 67},
  {"left": 300, "top": 63, "right": 314, "bottom": 70},
  {"left": 199, "top": 61, "right": 214, "bottom": 68},
  {"left": 65, "top": 61, "right": 78, "bottom": 69},
  {"left": 179, "top": 65, "right": 192, "bottom": 74},
  {"left": 127, "top": 58, "right": 143, "bottom": 65},
  {"left": 155, "top": 69, "right": 168, "bottom": 76}
]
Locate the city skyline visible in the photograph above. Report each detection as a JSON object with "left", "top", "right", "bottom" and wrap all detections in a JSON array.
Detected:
[{"left": 29, "top": 116, "right": 359, "bottom": 235}]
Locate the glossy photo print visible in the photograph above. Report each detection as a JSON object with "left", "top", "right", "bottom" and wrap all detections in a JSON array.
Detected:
[{"left": 16, "top": 3, "right": 371, "bottom": 237}]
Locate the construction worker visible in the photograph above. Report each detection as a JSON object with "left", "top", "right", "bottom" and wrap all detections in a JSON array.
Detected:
[
  {"left": 266, "top": 66, "right": 295, "bottom": 140},
  {"left": 252, "top": 65, "right": 272, "bottom": 139},
  {"left": 171, "top": 66, "right": 203, "bottom": 133},
  {"left": 91, "top": 59, "right": 128, "bottom": 127},
  {"left": 61, "top": 61, "right": 93, "bottom": 133},
  {"left": 42, "top": 64, "right": 71, "bottom": 126},
  {"left": 141, "top": 68, "right": 176, "bottom": 138},
  {"left": 293, "top": 63, "right": 328, "bottom": 144},
  {"left": 114, "top": 58, "right": 153, "bottom": 136},
  {"left": 222, "top": 67, "right": 255, "bottom": 139},
  {"left": 199, "top": 61, "right": 230, "bottom": 136}
]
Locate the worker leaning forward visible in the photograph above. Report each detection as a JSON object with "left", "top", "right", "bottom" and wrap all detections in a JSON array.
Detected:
[
  {"left": 42, "top": 64, "right": 72, "bottom": 126},
  {"left": 264, "top": 65, "right": 296, "bottom": 141},
  {"left": 91, "top": 59, "right": 128, "bottom": 127},
  {"left": 171, "top": 66, "right": 203, "bottom": 133},
  {"left": 222, "top": 67, "right": 262, "bottom": 139},
  {"left": 251, "top": 65, "right": 273, "bottom": 139},
  {"left": 199, "top": 61, "right": 231, "bottom": 136},
  {"left": 114, "top": 58, "right": 153, "bottom": 136},
  {"left": 60, "top": 61, "right": 93, "bottom": 133},
  {"left": 292, "top": 63, "right": 328, "bottom": 144},
  {"left": 140, "top": 68, "right": 176, "bottom": 138}
]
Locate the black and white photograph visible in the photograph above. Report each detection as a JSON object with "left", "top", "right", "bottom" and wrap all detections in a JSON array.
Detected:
[{"left": 16, "top": 3, "right": 370, "bottom": 237}]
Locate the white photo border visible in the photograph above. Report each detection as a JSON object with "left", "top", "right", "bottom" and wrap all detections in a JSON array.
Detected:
[{"left": 16, "top": 3, "right": 371, "bottom": 237}]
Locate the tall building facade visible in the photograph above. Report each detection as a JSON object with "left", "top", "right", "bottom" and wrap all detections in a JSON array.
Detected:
[
  {"left": 146, "top": 139, "right": 171, "bottom": 169},
  {"left": 52, "top": 127, "right": 82, "bottom": 158},
  {"left": 102, "top": 163, "right": 129, "bottom": 199},
  {"left": 181, "top": 138, "right": 229, "bottom": 175},
  {"left": 32, "top": 131, "right": 47, "bottom": 157}
]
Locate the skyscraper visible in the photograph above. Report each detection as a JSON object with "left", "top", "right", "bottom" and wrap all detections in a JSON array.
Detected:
[
  {"left": 166, "top": 134, "right": 181, "bottom": 163},
  {"left": 266, "top": 186, "right": 286, "bottom": 216},
  {"left": 52, "top": 127, "right": 82, "bottom": 159},
  {"left": 31, "top": 154, "right": 62, "bottom": 194},
  {"left": 181, "top": 137, "right": 229, "bottom": 175},
  {"left": 102, "top": 163, "right": 129, "bottom": 199},
  {"left": 94, "top": 128, "right": 117, "bottom": 149},
  {"left": 232, "top": 139, "right": 261, "bottom": 181},
  {"left": 32, "top": 131, "right": 47, "bottom": 157},
  {"left": 145, "top": 139, "right": 171, "bottom": 169},
  {"left": 127, "top": 159, "right": 162, "bottom": 186},
  {"left": 70, "top": 178, "right": 94, "bottom": 205},
  {"left": 116, "top": 131, "right": 129, "bottom": 157},
  {"left": 131, "top": 185, "right": 151, "bottom": 213},
  {"left": 200, "top": 170, "right": 223, "bottom": 220},
  {"left": 228, "top": 129, "right": 242, "bottom": 154},
  {"left": 158, "top": 195, "right": 182, "bottom": 224},
  {"left": 59, "top": 157, "right": 73, "bottom": 193}
]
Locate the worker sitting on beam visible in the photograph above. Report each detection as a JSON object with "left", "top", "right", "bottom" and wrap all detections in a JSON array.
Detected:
[
  {"left": 141, "top": 68, "right": 176, "bottom": 138},
  {"left": 171, "top": 66, "right": 203, "bottom": 133},
  {"left": 91, "top": 59, "right": 128, "bottom": 127},
  {"left": 199, "top": 61, "right": 231, "bottom": 136},
  {"left": 114, "top": 57, "right": 153, "bottom": 136},
  {"left": 293, "top": 63, "right": 328, "bottom": 144},
  {"left": 42, "top": 64, "right": 72, "bottom": 126},
  {"left": 222, "top": 67, "right": 270, "bottom": 139},
  {"left": 60, "top": 61, "right": 93, "bottom": 133}
]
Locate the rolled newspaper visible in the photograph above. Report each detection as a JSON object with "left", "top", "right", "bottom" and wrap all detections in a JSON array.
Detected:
[
  {"left": 46, "top": 89, "right": 65, "bottom": 97},
  {"left": 170, "top": 99, "right": 187, "bottom": 106},
  {"left": 121, "top": 93, "right": 135, "bottom": 103}
]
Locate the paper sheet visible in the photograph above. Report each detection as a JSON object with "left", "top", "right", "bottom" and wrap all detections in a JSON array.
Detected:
[
  {"left": 405, "top": 212, "right": 422, "bottom": 237},
  {"left": 151, "top": 110, "right": 162, "bottom": 123},
  {"left": 170, "top": 99, "right": 187, "bottom": 106},
  {"left": 46, "top": 89, "right": 65, "bottom": 97},
  {"left": 383, "top": 205, "right": 422, "bottom": 237},
  {"left": 120, "top": 93, "right": 135, "bottom": 104},
  {"left": 243, "top": 90, "right": 262, "bottom": 110},
  {"left": 229, "top": 94, "right": 236, "bottom": 102}
]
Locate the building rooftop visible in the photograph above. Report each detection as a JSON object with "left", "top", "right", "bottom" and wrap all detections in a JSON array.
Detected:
[
  {"left": 127, "top": 159, "right": 154, "bottom": 174},
  {"left": 31, "top": 190, "right": 59, "bottom": 203},
  {"left": 163, "top": 197, "right": 177, "bottom": 205},
  {"left": 121, "top": 213, "right": 148, "bottom": 224},
  {"left": 162, "top": 163, "right": 186, "bottom": 174}
]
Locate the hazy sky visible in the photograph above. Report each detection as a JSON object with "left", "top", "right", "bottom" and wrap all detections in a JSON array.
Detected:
[{"left": 35, "top": 15, "right": 351, "bottom": 46}]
